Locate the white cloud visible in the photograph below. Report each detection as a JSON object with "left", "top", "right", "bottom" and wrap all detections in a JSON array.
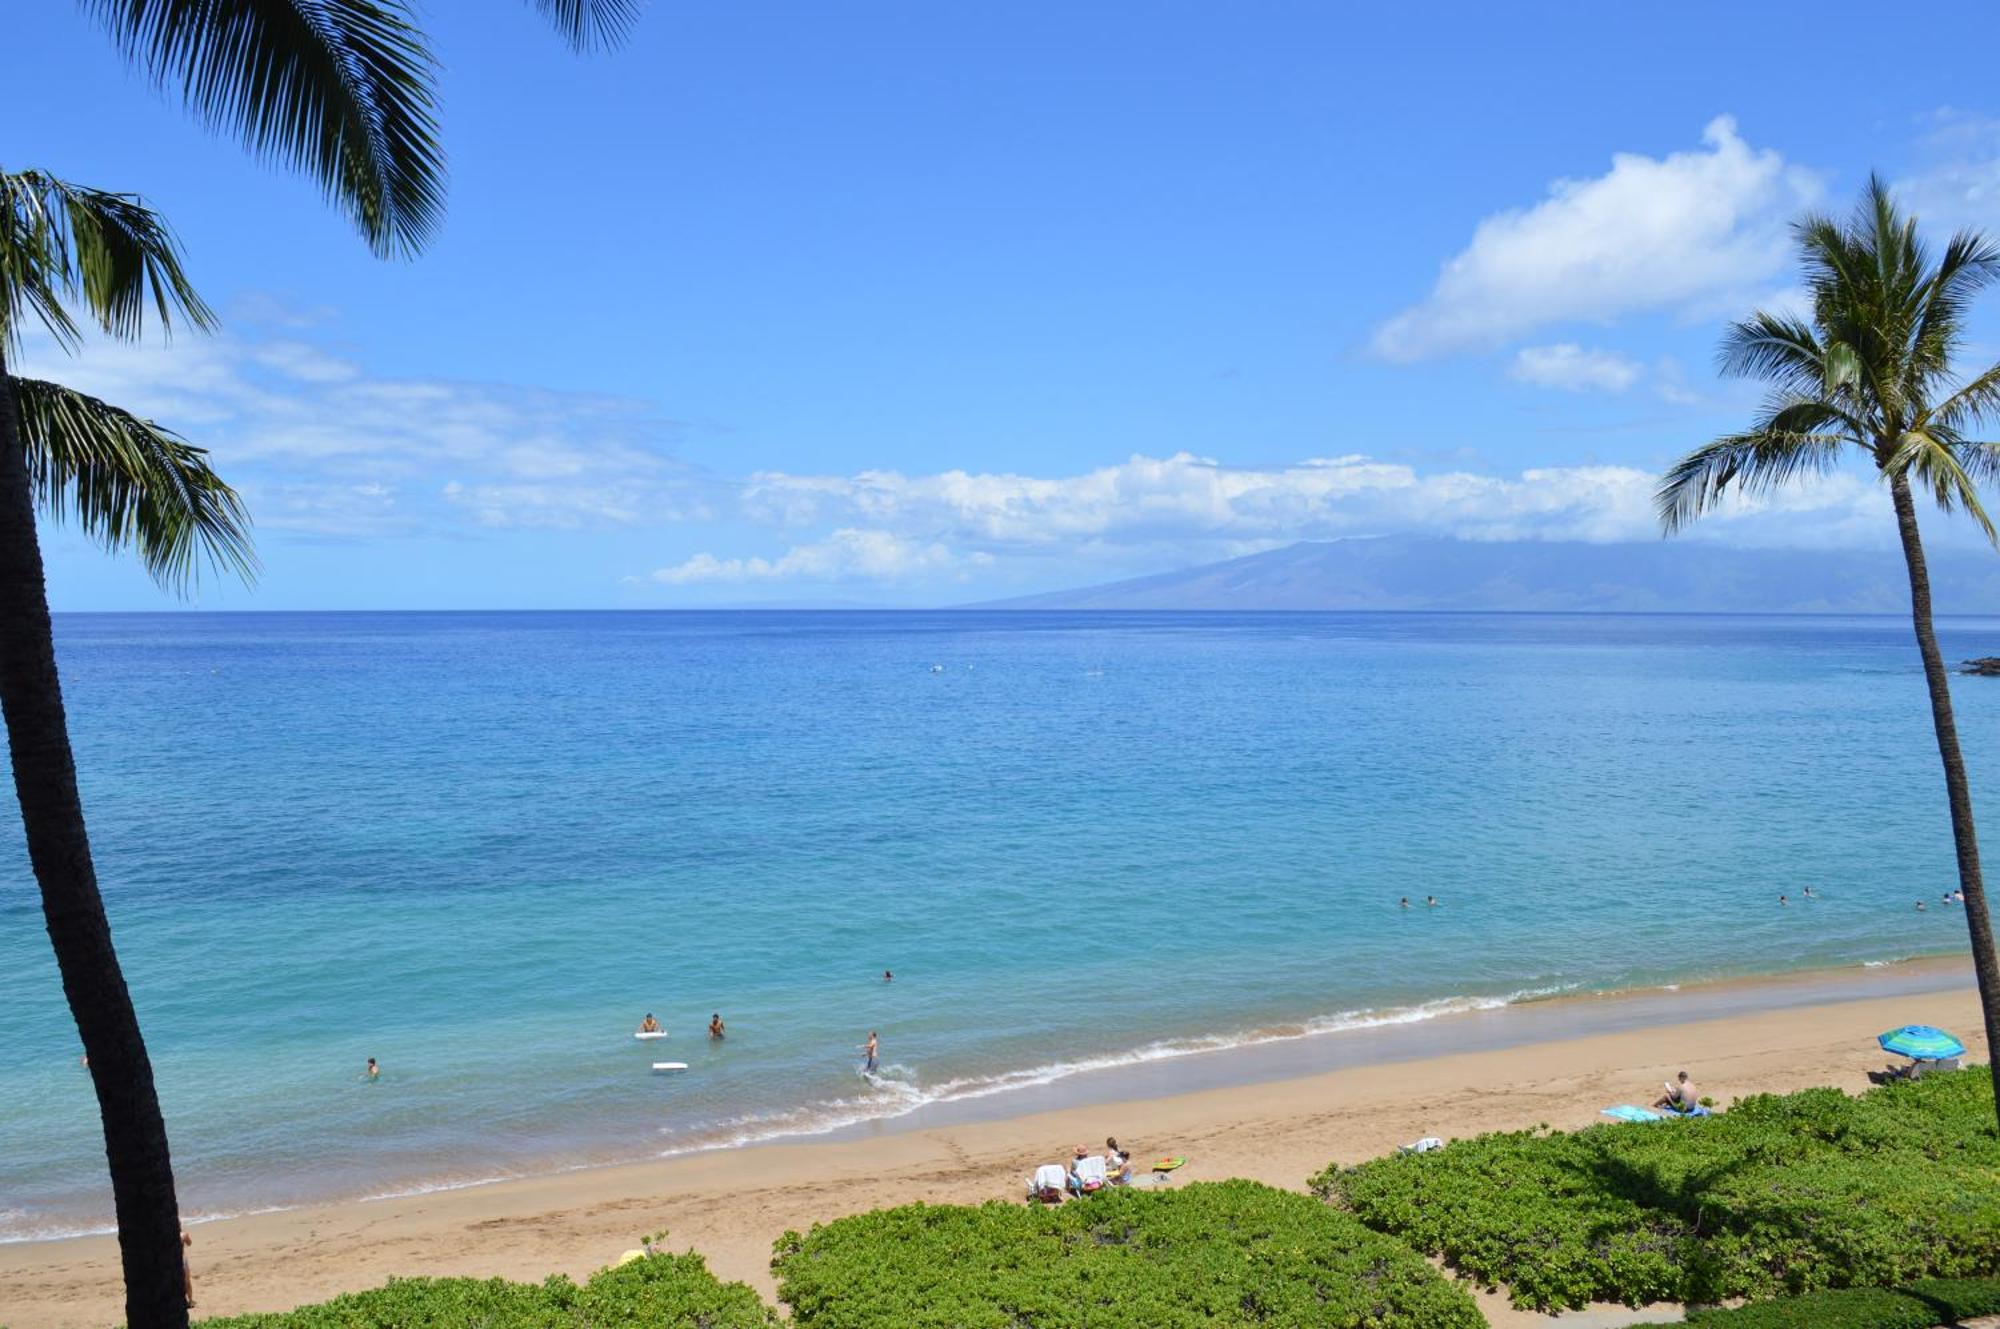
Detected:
[
  {"left": 1898, "top": 110, "right": 2000, "bottom": 235},
  {"left": 707, "top": 451, "right": 1895, "bottom": 580},
  {"left": 1509, "top": 343, "right": 1642, "bottom": 392},
  {"left": 19, "top": 324, "right": 704, "bottom": 541},
  {"left": 648, "top": 529, "right": 974, "bottom": 585},
  {"left": 1373, "top": 117, "right": 1820, "bottom": 361}
]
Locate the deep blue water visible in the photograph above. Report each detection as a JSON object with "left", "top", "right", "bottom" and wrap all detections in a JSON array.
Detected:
[{"left": 0, "top": 610, "right": 1992, "bottom": 1240}]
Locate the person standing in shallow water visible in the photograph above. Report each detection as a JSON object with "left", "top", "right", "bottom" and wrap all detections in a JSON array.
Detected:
[
  {"left": 365, "top": 1057, "right": 379, "bottom": 1081},
  {"left": 860, "top": 1031, "right": 879, "bottom": 1074},
  {"left": 709, "top": 1013, "right": 725, "bottom": 1040}
]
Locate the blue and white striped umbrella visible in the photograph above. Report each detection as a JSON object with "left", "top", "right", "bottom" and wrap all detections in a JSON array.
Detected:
[{"left": 1877, "top": 1025, "right": 1966, "bottom": 1061}]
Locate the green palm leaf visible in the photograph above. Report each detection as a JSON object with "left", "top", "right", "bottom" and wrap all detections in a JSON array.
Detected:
[
  {"left": 82, "top": 0, "right": 444, "bottom": 258},
  {"left": 0, "top": 171, "right": 213, "bottom": 351},
  {"left": 13, "top": 376, "right": 256, "bottom": 591}
]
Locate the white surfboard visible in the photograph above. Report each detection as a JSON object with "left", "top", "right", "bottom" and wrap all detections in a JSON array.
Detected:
[
  {"left": 651, "top": 1061, "right": 688, "bottom": 1072},
  {"left": 634, "top": 1031, "right": 667, "bottom": 1040}
]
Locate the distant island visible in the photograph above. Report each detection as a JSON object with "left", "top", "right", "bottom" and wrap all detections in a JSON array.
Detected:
[{"left": 967, "top": 535, "right": 2000, "bottom": 614}]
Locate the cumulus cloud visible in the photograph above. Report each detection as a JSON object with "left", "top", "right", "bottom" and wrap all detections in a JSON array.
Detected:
[
  {"left": 1373, "top": 117, "right": 1820, "bottom": 361},
  {"left": 647, "top": 529, "right": 976, "bottom": 585},
  {"left": 1509, "top": 344, "right": 1642, "bottom": 392},
  {"left": 704, "top": 451, "right": 1896, "bottom": 579}
]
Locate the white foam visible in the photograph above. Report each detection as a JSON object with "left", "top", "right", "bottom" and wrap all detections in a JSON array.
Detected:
[{"left": 652, "top": 983, "right": 1585, "bottom": 1160}]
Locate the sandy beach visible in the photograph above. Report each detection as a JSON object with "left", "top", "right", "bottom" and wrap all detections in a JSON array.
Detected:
[{"left": 2, "top": 965, "right": 1985, "bottom": 1329}]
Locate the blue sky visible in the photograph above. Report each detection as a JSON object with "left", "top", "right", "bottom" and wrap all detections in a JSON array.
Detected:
[{"left": 12, "top": 0, "right": 2000, "bottom": 608}]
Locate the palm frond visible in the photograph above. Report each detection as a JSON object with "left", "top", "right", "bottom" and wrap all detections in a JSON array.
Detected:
[
  {"left": 1910, "top": 230, "right": 2000, "bottom": 388},
  {"left": 1926, "top": 358, "right": 2000, "bottom": 438},
  {"left": 529, "top": 0, "right": 640, "bottom": 51},
  {"left": 1656, "top": 415, "right": 1852, "bottom": 535},
  {"left": 1886, "top": 427, "right": 1999, "bottom": 545},
  {"left": 13, "top": 376, "right": 256, "bottom": 590},
  {"left": 0, "top": 171, "right": 212, "bottom": 351},
  {"left": 1717, "top": 311, "right": 1826, "bottom": 394},
  {"left": 84, "top": 0, "right": 444, "bottom": 258}
]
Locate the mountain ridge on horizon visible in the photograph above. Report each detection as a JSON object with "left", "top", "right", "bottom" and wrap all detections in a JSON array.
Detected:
[{"left": 964, "top": 535, "right": 2000, "bottom": 615}]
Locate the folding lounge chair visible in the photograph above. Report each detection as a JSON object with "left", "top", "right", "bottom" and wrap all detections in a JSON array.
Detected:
[
  {"left": 1070, "top": 1155, "right": 1109, "bottom": 1196},
  {"left": 1027, "top": 1163, "right": 1068, "bottom": 1204}
]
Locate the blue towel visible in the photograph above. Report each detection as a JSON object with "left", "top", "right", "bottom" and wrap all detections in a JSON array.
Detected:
[{"left": 1599, "top": 1105, "right": 1664, "bottom": 1123}]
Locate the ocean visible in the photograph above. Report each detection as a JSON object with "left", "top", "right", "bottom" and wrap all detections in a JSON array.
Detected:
[{"left": 0, "top": 610, "right": 1991, "bottom": 1242}]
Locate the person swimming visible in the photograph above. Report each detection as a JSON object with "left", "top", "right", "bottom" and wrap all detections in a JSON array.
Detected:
[
  {"left": 1801, "top": 886, "right": 1816, "bottom": 899},
  {"left": 639, "top": 1013, "right": 661, "bottom": 1034},
  {"left": 1398, "top": 897, "right": 1410, "bottom": 909},
  {"left": 709, "top": 1013, "right": 725, "bottom": 1040},
  {"left": 1917, "top": 900, "right": 1928, "bottom": 911},
  {"left": 366, "top": 1057, "right": 379, "bottom": 1081},
  {"left": 883, "top": 969, "right": 894, "bottom": 983},
  {"left": 1779, "top": 894, "right": 1788, "bottom": 906},
  {"left": 860, "top": 1031, "right": 879, "bottom": 1074},
  {"left": 1425, "top": 896, "right": 1439, "bottom": 908}
]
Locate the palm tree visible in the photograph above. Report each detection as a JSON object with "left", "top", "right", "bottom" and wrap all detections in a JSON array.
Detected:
[
  {"left": 1659, "top": 177, "right": 2000, "bottom": 1128},
  {"left": 8, "top": 5, "right": 637, "bottom": 1325},
  {"left": 1, "top": 169, "right": 252, "bottom": 1328}
]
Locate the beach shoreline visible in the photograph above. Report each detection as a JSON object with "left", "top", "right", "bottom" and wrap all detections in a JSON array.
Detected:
[{"left": 2, "top": 958, "right": 1984, "bottom": 1329}]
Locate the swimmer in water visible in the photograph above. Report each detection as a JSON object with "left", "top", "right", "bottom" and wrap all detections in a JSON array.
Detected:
[
  {"left": 366, "top": 1057, "right": 379, "bottom": 1080},
  {"left": 1917, "top": 900, "right": 1928, "bottom": 912},
  {"left": 1801, "top": 886, "right": 1816, "bottom": 899},
  {"left": 1398, "top": 897, "right": 1410, "bottom": 909},
  {"left": 639, "top": 1013, "right": 661, "bottom": 1034},
  {"left": 1779, "top": 895, "right": 1789, "bottom": 907},
  {"left": 709, "top": 1013, "right": 725, "bottom": 1040},
  {"left": 883, "top": 969, "right": 893, "bottom": 983},
  {"left": 860, "top": 1031, "right": 879, "bottom": 1074},
  {"left": 1425, "top": 896, "right": 1439, "bottom": 908}
]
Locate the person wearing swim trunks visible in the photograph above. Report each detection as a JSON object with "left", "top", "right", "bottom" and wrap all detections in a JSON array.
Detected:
[
  {"left": 860, "top": 1031, "right": 879, "bottom": 1073},
  {"left": 709, "top": 1014, "right": 725, "bottom": 1040}
]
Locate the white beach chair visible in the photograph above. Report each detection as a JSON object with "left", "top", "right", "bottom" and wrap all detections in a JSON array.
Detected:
[
  {"left": 1071, "top": 1154, "right": 1109, "bottom": 1195},
  {"left": 1027, "top": 1163, "right": 1068, "bottom": 1204}
]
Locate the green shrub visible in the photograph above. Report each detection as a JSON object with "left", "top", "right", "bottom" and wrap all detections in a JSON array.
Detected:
[
  {"left": 771, "top": 1179, "right": 1485, "bottom": 1328},
  {"left": 1683, "top": 1276, "right": 2000, "bottom": 1327},
  {"left": 1313, "top": 1067, "right": 2000, "bottom": 1311},
  {"left": 193, "top": 1250, "right": 778, "bottom": 1327}
]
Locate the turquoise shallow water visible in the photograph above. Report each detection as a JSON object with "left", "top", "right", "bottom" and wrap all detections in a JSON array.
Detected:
[{"left": 0, "top": 610, "right": 1993, "bottom": 1241}]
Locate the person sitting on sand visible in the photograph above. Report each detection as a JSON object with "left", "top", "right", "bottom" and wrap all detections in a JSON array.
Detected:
[
  {"left": 639, "top": 1014, "right": 661, "bottom": 1034},
  {"left": 709, "top": 1013, "right": 725, "bottom": 1040},
  {"left": 1105, "top": 1137, "right": 1132, "bottom": 1184},
  {"left": 1654, "top": 1070, "right": 1695, "bottom": 1113}
]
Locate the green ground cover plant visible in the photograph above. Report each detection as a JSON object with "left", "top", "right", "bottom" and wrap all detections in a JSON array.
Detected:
[
  {"left": 1312, "top": 1068, "right": 2000, "bottom": 1311},
  {"left": 190, "top": 1251, "right": 777, "bottom": 1327},
  {"left": 771, "top": 1178, "right": 1485, "bottom": 1328},
  {"left": 1682, "top": 1276, "right": 2000, "bottom": 1327}
]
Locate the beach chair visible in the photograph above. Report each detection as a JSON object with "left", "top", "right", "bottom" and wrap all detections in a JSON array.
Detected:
[
  {"left": 1397, "top": 1136, "right": 1445, "bottom": 1155},
  {"left": 1070, "top": 1154, "right": 1109, "bottom": 1196},
  {"left": 1027, "top": 1164, "right": 1067, "bottom": 1205}
]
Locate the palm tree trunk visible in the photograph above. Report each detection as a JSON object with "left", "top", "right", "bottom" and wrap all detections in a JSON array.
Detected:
[
  {"left": 0, "top": 356, "right": 189, "bottom": 1328},
  {"left": 1890, "top": 474, "right": 2000, "bottom": 1125}
]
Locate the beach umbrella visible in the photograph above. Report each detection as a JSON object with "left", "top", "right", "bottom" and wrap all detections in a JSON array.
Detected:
[{"left": 1877, "top": 1025, "right": 1966, "bottom": 1061}]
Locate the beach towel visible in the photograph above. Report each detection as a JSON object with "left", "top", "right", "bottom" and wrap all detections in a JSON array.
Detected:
[
  {"left": 1599, "top": 1105, "right": 1664, "bottom": 1123},
  {"left": 1030, "top": 1164, "right": 1068, "bottom": 1193},
  {"left": 1397, "top": 1136, "right": 1445, "bottom": 1155}
]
